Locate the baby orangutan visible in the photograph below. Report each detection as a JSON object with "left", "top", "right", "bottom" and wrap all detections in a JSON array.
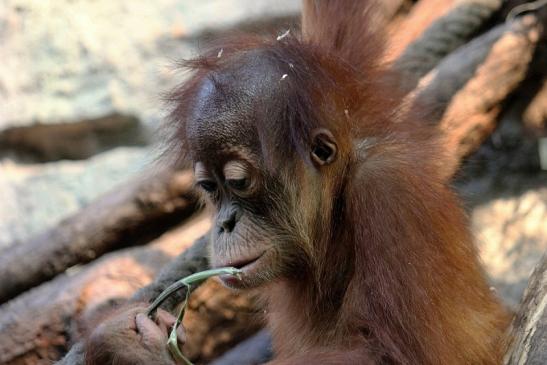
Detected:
[{"left": 83, "top": 1, "right": 509, "bottom": 364}]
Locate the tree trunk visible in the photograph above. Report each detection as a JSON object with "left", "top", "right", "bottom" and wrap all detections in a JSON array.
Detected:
[
  {"left": 504, "top": 255, "right": 547, "bottom": 365},
  {"left": 2, "top": 215, "right": 204, "bottom": 363}
]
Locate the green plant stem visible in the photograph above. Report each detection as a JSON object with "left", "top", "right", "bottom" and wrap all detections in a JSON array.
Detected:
[
  {"left": 146, "top": 267, "right": 242, "bottom": 316},
  {"left": 145, "top": 267, "right": 242, "bottom": 365}
]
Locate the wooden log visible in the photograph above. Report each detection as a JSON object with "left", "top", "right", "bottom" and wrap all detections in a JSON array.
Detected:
[
  {"left": 384, "top": 0, "right": 457, "bottom": 61},
  {"left": 404, "top": 14, "right": 542, "bottom": 177},
  {"left": 438, "top": 15, "right": 541, "bottom": 175},
  {"left": 393, "top": 0, "right": 504, "bottom": 92},
  {"left": 1, "top": 214, "right": 258, "bottom": 365},
  {"left": 504, "top": 255, "right": 547, "bottom": 365},
  {"left": 524, "top": 79, "right": 547, "bottom": 131},
  {"left": 403, "top": 23, "right": 505, "bottom": 122},
  {"left": 0, "top": 167, "right": 199, "bottom": 304},
  {"left": 0, "top": 114, "right": 145, "bottom": 162}
]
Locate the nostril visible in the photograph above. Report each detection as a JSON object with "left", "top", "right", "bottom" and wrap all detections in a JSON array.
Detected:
[{"left": 220, "top": 212, "right": 237, "bottom": 233}]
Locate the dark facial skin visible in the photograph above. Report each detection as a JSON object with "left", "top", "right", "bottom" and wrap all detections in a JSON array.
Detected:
[{"left": 187, "top": 52, "right": 341, "bottom": 290}]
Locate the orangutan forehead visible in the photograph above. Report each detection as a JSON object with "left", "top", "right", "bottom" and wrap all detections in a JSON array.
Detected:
[
  {"left": 186, "top": 55, "right": 288, "bottom": 160},
  {"left": 187, "top": 90, "right": 262, "bottom": 168}
]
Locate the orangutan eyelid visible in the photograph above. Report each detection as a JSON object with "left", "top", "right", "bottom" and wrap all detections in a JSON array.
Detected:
[{"left": 223, "top": 160, "right": 250, "bottom": 181}]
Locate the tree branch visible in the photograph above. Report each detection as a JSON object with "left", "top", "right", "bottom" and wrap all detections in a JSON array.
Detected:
[{"left": 0, "top": 168, "right": 199, "bottom": 303}]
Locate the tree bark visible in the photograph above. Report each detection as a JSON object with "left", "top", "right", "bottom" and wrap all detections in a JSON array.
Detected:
[
  {"left": 504, "top": 255, "right": 547, "bottom": 365},
  {"left": 524, "top": 79, "right": 547, "bottom": 131},
  {"left": 438, "top": 15, "right": 541, "bottom": 175},
  {"left": 385, "top": 0, "right": 457, "bottom": 61},
  {"left": 0, "top": 215, "right": 211, "bottom": 364},
  {"left": 406, "top": 14, "right": 542, "bottom": 177},
  {"left": 393, "top": 0, "right": 503, "bottom": 93},
  {"left": 0, "top": 167, "right": 199, "bottom": 304}
]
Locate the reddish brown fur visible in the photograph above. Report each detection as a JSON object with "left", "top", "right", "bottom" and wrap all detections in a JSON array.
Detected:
[{"left": 261, "top": 2, "right": 510, "bottom": 364}]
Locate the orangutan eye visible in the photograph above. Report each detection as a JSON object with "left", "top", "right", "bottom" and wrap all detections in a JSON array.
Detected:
[
  {"left": 227, "top": 178, "right": 249, "bottom": 191},
  {"left": 197, "top": 180, "right": 217, "bottom": 193},
  {"left": 224, "top": 160, "right": 252, "bottom": 191}
]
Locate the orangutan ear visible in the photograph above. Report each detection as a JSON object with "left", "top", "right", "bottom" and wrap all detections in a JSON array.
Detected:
[{"left": 310, "top": 128, "right": 337, "bottom": 166}]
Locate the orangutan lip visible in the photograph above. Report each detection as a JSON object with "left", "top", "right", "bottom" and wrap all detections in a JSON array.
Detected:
[
  {"left": 217, "top": 251, "right": 267, "bottom": 287},
  {"left": 228, "top": 252, "right": 265, "bottom": 270},
  {"left": 219, "top": 250, "right": 268, "bottom": 288}
]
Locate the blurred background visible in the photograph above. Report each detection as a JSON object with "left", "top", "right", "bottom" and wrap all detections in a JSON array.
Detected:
[
  {"left": 0, "top": 1, "right": 545, "bottom": 364},
  {"left": 0, "top": 0, "right": 300, "bottom": 248}
]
